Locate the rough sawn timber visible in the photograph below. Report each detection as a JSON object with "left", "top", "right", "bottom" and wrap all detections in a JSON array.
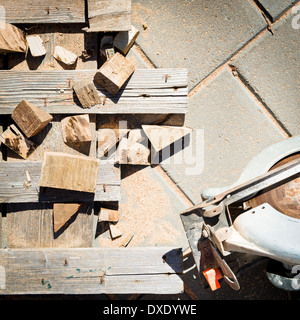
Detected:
[
  {"left": 0, "top": 0, "right": 86, "bottom": 24},
  {"left": 0, "top": 69, "right": 188, "bottom": 114},
  {"left": 0, "top": 247, "right": 183, "bottom": 294},
  {"left": 0, "top": 161, "right": 120, "bottom": 203}
]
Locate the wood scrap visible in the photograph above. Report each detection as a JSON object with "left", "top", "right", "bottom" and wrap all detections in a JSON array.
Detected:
[
  {"left": 0, "top": 22, "right": 26, "bottom": 53},
  {"left": 53, "top": 203, "right": 83, "bottom": 233},
  {"left": 94, "top": 52, "right": 135, "bottom": 95},
  {"left": 142, "top": 125, "right": 193, "bottom": 153},
  {"left": 26, "top": 35, "right": 46, "bottom": 57},
  {"left": 116, "top": 137, "right": 150, "bottom": 165},
  {"left": 39, "top": 152, "right": 99, "bottom": 193},
  {"left": 73, "top": 79, "right": 102, "bottom": 109},
  {"left": 54, "top": 45, "right": 78, "bottom": 65},
  {"left": 98, "top": 207, "right": 120, "bottom": 222},
  {"left": 61, "top": 115, "right": 92, "bottom": 144},
  {"left": 85, "top": 0, "right": 131, "bottom": 32},
  {"left": 11, "top": 100, "right": 53, "bottom": 138},
  {"left": 109, "top": 223, "right": 122, "bottom": 239},
  {"left": 113, "top": 25, "right": 139, "bottom": 55},
  {"left": 0, "top": 124, "right": 35, "bottom": 159},
  {"left": 97, "top": 128, "right": 129, "bottom": 158}
]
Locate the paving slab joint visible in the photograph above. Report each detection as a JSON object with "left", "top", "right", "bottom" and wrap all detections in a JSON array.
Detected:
[{"left": 228, "top": 64, "right": 292, "bottom": 138}]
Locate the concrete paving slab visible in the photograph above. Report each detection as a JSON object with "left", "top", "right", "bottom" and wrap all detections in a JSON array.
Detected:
[
  {"left": 132, "top": 0, "right": 266, "bottom": 90},
  {"left": 233, "top": 13, "right": 300, "bottom": 136},
  {"left": 257, "top": 0, "right": 298, "bottom": 21},
  {"left": 160, "top": 67, "right": 286, "bottom": 204}
]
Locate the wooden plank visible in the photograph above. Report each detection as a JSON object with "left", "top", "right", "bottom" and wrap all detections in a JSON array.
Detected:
[
  {"left": 5, "top": 202, "right": 94, "bottom": 248},
  {"left": 0, "top": 161, "right": 120, "bottom": 203},
  {"left": 0, "top": 0, "right": 86, "bottom": 24},
  {"left": 0, "top": 247, "right": 183, "bottom": 294},
  {"left": 0, "top": 69, "right": 188, "bottom": 114},
  {"left": 85, "top": 0, "right": 131, "bottom": 32}
]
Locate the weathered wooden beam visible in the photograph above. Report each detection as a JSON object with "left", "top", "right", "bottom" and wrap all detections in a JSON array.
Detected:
[
  {"left": 0, "top": 247, "right": 183, "bottom": 294},
  {"left": 0, "top": 69, "right": 188, "bottom": 114},
  {"left": 26, "top": 35, "right": 46, "bottom": 57},
  {"left": 85, "top": 0, "right": 131, "bottom": 32},
  {"left": 0, "top": 161, "right": 120, "bottom": 203},
  {"left": 0, "top": 0, "right": 86, "bottom": 24}
]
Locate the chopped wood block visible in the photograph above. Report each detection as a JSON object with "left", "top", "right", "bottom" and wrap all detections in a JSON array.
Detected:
[
  {"left": 53, "top": 203, "right": 83, "bottom": 233},
  {"left": 94, "top": 52, "right": 135, "bottom": 95},
  {"left": 97, "top": 128, "right": 129, "bottom": 158},
  {"left": 61, "top": 115, "right": 92, "bottom": 144},
  {"left": 54, "top": 45, "right": 78, "bottom": 65},
  {"left": 109, "top": 223, "right": 122, "bottom": 239},
  {"left": 12, "top": 100, "right": 53, "bottom": 138},
  {"left": 128, "top": 129, "right": 147, "bottom": 143},
  {"left": 98, "top": 208, "right": 120, "bottom": 222},
  {"left": 40, "top": 152, "right": 99, "bottom": 193},
  {"left": 85, "top": 0, "right": 131, "bottom": 32},
  {"left": 113, "top": 25, "right": 139, "bottom": 55},
  {"left": 73, "top": 79, "right": 102, "bottom": 109},
  {"left": 142, "top": 125, "right": 193, "bottom": 153},
  {"left": 0, "top": 23, "right": 26, "bottom": 53},
  {"left": 26, "top": 35, "right": 46, "bottom": 57},
  {"left": 116, "top": 138, "right": 150, "bottom": 165},
  {"left": 0, "top": 125, "right": 35, "bottom": 159}
]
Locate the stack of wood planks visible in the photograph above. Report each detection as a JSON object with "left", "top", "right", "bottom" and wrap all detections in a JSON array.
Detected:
[{"left": 0, "top": 0, "right": 188, "bottom": 295}]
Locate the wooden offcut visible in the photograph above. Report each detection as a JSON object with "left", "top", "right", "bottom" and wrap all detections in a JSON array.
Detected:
[
  {"left": 0, "top": 69, "right": 188, "bottom": 114},
  {"left": 113, "top": 25, "right": 139, "bottom": 55},
  {"left": 94, "top": 52, "right": 135, "bottom": 95},
  {"left": 85, "top": 0, "right": 131, "bottom": 32},
  {"left": 97, "top": 128, "right": 129, "bottom": 158},
  {"left": 53, "top": 203, "right": 83, "bottom": 233},
  {"left": 26, "top": 35, "right": 46, "bottom": 57},
  {"left": 0, "top": 0, "right": 86, "bottom": 24},
  {"left": 61, "top": 115, "right": 92, "bottom": 144},
  {"left": 0, "top": 125, "right": 35, "bottom": 159},
  {"left": 53, "top": 45, "right": 78, "bottom": 65},
  {"left": 40, "top": 152, "right": 99, "bottom": 193},
  {"left": 116, "top": 137, "right": 150, "bottom": 165},
  {"left": 12, "top": 100, "right": 53, "bottom": 138},
  {"left": 142, "top": 125, "right": 193, "bottom": 153},
  {"left": 109, "top": 223, "right": 122, "bottom": 239},
  {"left": 0, "top": 23, "right": 26, "bottom": 53},
  {"left": 98, "top": 207, "right": 120, "bottom": 222},
  {"left": 73, "top": 79, "right": 102, "bottom": 109}
]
